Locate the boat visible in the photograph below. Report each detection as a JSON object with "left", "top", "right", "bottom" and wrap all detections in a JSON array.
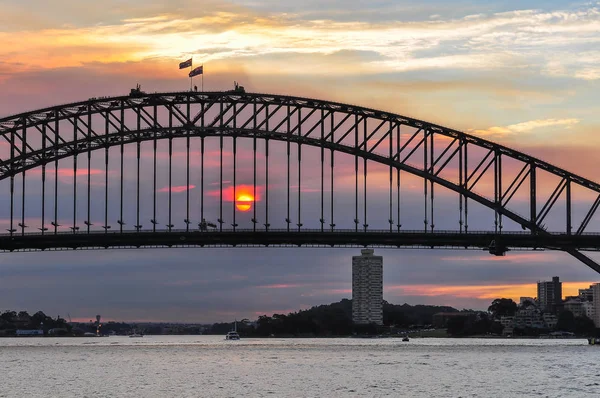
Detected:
[
  {"left": 402, "top": 336, "right": 410, "bottom": 342},
  {"left": 128, "top": 333, "right": 143, "bottom": 338},
  {"left": 225, "top": 321, "right": 240, "bottom": 340}
]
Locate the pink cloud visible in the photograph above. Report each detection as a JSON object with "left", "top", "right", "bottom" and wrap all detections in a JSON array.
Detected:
[
  {"left": 257, "top": 283, "right": 305, "bottom": 289},
  {"left": 439, "top": 252, "right": 557, "bottom": 263},
  {"left": 157, "top": 184, "right": 196, "bottom": 193}
]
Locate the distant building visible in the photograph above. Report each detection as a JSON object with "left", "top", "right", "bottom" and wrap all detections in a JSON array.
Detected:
[
  {"left": 563, "top": 299, "right": 584, "bottom": 317},
  {"left": 542, "top": 314, "right": 558, "bottom": 329},
  {"left": 592, "top": 284, "right": 600, "bottom": 327},
  {"left": 582, "top": 301, "right": 594, "bottom": 319},
  {"left": 500, "top": 307, "right": 557, "bottom": 334},
  {"left": 352, "top": 249, "right": 383, "bottom": 325},
  {"left": 579, "top": 286, "right": 594, "bottom": 302},
  {"left": 520, "top": 297, "right": 536, "bottom": 306},
  {"left": 537, "top": 276, "right": 562, "bottom": 313}
]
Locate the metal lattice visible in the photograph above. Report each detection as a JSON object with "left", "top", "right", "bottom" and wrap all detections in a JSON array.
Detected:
[{"left": 0, "top": 90, "right": 599, "bottom": 272}]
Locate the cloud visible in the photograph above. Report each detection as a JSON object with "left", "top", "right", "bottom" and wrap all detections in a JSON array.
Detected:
[
  {"left": 388, "top": 281, "right": 597, "bottom": 302},
  {"left": 157, "top": 185, "right": 197, "bottom": 193},
  {"left": 470, "top": 118, "right": 580, "bottom": 139},
  {"left": 2, "top": 3, "right": 600, "bottom": 81},
  {"left": 207, "top": 184, "right": 263, "bottom": 202}
]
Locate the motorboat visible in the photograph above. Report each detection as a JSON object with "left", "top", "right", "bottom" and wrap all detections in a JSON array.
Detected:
[
  {"left": 402, "top": 336, "right": 409, "bottom": 342},
  {"left": 226, "top": 321, "right": 240, "bottom": 340},
  {"left": 129, "top": 333, "right": 144, "bottom": 338}
]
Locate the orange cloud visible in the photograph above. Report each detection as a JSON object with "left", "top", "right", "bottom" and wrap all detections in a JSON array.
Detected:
[
  {"left": 207, "top": 184, "right": 262, "bottom": 202},
  {"left": 386, "top": 281, "right": 596, "bottom": 302}
]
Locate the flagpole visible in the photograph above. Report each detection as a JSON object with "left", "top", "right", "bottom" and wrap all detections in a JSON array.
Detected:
[{"left": 190, "top": 59, "right": 193, "bottom": 91}]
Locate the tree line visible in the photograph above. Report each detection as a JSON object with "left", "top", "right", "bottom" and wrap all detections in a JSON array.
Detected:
[
  {"left": 0, "top": 310, "right": 71, "bottom": 335},
  {"left": 204, "top": 299, "right": 459, "bottom": 337}
]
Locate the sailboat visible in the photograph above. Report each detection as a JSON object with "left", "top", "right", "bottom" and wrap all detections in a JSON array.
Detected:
[{"left": 225, "top": 320, "right": 240, "bottom": 340}]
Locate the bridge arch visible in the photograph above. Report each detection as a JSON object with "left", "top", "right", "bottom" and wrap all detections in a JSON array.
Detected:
[{"left": 0, "top": 91, "right": 599, "bottom": 271}]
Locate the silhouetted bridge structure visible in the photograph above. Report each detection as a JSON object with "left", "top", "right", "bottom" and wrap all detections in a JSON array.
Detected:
[{"left": 1, "top": 90, "right": 600, "bottom": 272}]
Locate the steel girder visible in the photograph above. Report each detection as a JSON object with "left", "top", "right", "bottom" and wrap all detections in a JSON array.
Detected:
[{"left": 0, "top": 91, "right": 599, "bottom": 271}]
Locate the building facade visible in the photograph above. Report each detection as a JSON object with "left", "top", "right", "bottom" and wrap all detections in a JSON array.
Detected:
[
  {"left": 563, "top": 299, "right": 584, "bottom": 317},
  {"left": 593, "top": 284, "right": 600, "bottom": 327},
  {"left": 519, "top": 297, "right": 536, "bottom": 306},
  {"left": 352, "top": 249, "right": 383, "bottom": 325},
  {"left": 537, "top": 276, "right": 562, "bottom": 313},
  {"left": 579, "top": 286, "right": 594, "bottom": 302}
]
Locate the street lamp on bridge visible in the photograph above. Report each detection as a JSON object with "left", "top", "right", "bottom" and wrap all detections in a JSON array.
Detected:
[{"left": 18, "top": 223, "right": 28, "bottom": 235}]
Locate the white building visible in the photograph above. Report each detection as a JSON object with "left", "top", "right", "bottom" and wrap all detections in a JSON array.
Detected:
[
  {"left": 582, "top": 301, "right": 594, "bottom": 320},
  {"left": 352, "top": 249, "right": 383, "bottom": 325},
  {"left": 563, "top": 299, "right": 584, "bottom": 317},
  {"left": 579, "top": 286, "right": 594, "bottom": 302}
]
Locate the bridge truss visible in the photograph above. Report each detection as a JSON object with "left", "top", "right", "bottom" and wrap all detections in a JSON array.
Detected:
[{"left": 0, "top": 91, "right": 599, "bottom": 272}]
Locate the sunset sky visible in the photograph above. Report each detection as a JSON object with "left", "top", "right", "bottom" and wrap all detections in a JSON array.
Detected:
[{"left": 1, "top": 0, "right": 600, "bottom": 322}]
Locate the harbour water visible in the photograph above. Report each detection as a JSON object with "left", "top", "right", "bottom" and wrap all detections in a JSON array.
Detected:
[{"left": 1, "top": 336, "right": 597, "bottom": 397}]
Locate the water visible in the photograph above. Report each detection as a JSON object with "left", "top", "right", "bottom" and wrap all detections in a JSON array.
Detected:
[{"left": 1, "top": 336, "right": 597, "bottom": 397}]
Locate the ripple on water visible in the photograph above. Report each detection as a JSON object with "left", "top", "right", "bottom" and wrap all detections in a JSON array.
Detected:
[{"left": 0, "top": 336, "right": 596, "bottom": 397}]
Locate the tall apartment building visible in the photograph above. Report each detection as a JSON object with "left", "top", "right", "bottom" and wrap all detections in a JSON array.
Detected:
[
  {"left": 579, "top": 286, "right": 594, "bottom": 302},
  {"left": 537, "top": 276, "right": 562, "bottom": 313},
  {"left": 352, "top": 249, "right": 383, "bottom": 325},
  {"left": 593, "top": 284, "right": 600, "bottom": 327}
]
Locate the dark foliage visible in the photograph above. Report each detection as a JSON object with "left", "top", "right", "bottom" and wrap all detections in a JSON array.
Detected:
[
  {"left": 0, "top": 310, "right": 70, "bottom": 335},
  {"left": 204, "top": 299, "right": 459, "bottom": 337},
  {"left": 488, "top": 298, "right": 518, "bottom": 319},
  {"left": 383, "top": 302, "right": 458, "bottom": 327}
]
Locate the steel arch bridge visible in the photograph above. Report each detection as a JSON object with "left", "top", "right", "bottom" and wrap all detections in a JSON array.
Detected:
[{"left": 1, "top": 89, "right": 600, "bottom": 272}]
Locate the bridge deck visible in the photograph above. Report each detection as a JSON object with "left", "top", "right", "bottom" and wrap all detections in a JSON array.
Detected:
[{"left": 1, "top": 230, "right": 599, "bottom": 252}]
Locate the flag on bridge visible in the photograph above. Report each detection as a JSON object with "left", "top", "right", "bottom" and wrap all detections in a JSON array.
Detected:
[
  {"left": 189, "top": 65, "right": 203, "bottom": 78},
  {"left": 179, "top": 58, "right": 192, "bottom": 69}
]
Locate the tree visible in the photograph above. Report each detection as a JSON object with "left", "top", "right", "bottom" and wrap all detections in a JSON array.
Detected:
[
  {"left": 0, "top": 311, "right": 17, "bottom": 322},
  {"left": 521, "top": 299, "right": 535, "bottom": 308},
  {"left": 490, "top": 321, "right": 504, "bottom": 335},
  {"left": 488, "top": 298, "right": 517, "bottom": 319},
  {"left": 446, "top": 316, "right": 468, "bottom": 336},
  {"left": 556, "top": 310, "right": 575, "bottom": 332},
  {"left": 574, "top": 315, "right": 595, "bottom": 336}
]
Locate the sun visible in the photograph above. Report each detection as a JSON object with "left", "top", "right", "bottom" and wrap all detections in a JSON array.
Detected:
[{"left": 236, "top": 193, "right": 254, "bottom": 212}]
